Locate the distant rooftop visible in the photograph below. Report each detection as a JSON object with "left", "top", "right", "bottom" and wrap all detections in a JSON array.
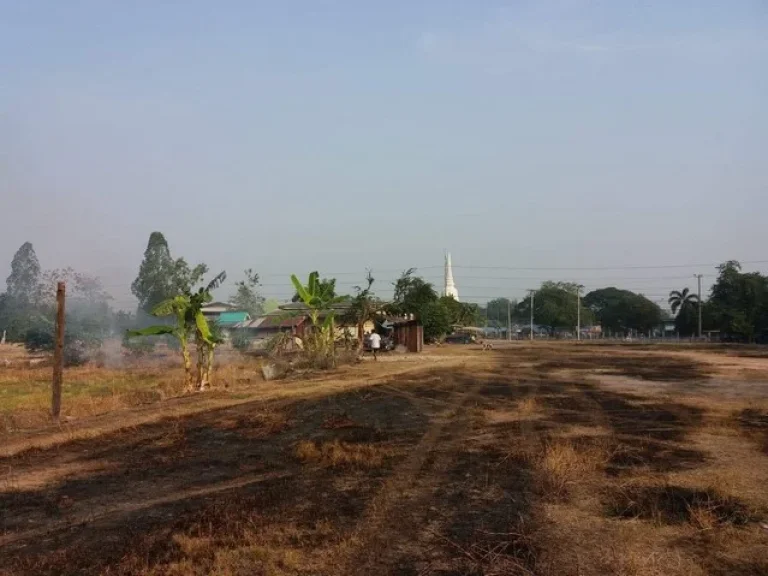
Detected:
[{"left": 218, "top": 311, "right": 250, "bottom": 325}]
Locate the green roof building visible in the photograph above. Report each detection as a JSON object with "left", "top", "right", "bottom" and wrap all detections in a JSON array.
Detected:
[{"left": 217, "top": 311, "right": 251, "bottom": 326}]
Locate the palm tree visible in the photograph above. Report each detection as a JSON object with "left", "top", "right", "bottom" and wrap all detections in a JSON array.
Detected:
[{"left": 668, "top": 287, "right": 699, "bottom": 315}]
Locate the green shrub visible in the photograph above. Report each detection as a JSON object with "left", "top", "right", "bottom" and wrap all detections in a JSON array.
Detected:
[
  {"left": 231, "top": 331, "right": 252, "bottom": 352},
  {"left": 24, "top": 324, "right": 97, "bottom": 366}
]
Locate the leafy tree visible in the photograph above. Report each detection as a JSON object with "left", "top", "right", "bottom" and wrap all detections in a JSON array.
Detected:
[
  {"left": 131, "top": 232, "right": 207, "bottom": 314},
  {"left": 440, "top": 296, "right": 481, "bottom": 327},
  {"left": 6, "top": 241, "right": 41, "bottom": 305},
  {"left": 3, "top": 252, "right": 113, "bottom": 357},
  {"left": 39, "top": 268, "right": 111, "bottom": 304},
  {"left": 24, "top": 312, "right": 104, "bottom": 366},
  {"left": 1, "top": 242, "right": 43, "bottom": 339},
  {"left": 584, "top": 287, "right": 663, "bottom": 335},
  {"left": 0, "top": 293, "right": 44, "bottom": 342},
  {"left": 263, "top": 298, "right": 281, "bottom": 313},
  {"left": 390, "top": 269, "right": 439, "bottom": 317},
  {"left": 230, "top": 330, "right": 252, "bottom": 353},
  {"left": 485, "top": 298, "right": 515, "bottom": 328},
  {"left": 668, "top": 287, "right": 699, "bottom": 336},
  {"left": 517, "top": 282, "right": 592, "bottom": 335},
  {"left": 708, "top": 261, "right": 768, "bottom": 342},
  {"left": 37, "top": 268, "right": 114, "bottom": 339},
  {"left": 421, "top": 300, "right": 452, "bottom": 342},
  {"left": 229, "top": 268, "right": 264, "bottom": 317},
  {"left": 344, "top": 270, "right": 382, "bottom": 348},
  {"left": 388, "top": 270, "right": 453, "bottom": 341}
]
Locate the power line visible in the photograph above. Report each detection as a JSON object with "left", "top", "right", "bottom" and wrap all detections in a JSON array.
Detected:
[
  {"left": 162, "top": 259, "right": 768, "bottom": 279},
  {"left": 449, "top": 260, "right": 768, "bottom": 271}
]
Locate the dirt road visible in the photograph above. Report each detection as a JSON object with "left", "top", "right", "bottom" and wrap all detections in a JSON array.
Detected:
[{"left": 2, "top": 345, "right": 767, "bottom": 575}]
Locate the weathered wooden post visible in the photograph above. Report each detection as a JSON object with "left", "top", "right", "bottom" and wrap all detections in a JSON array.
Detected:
[{"left": 51, "top": 282, "right": 65, "bottom": 421}]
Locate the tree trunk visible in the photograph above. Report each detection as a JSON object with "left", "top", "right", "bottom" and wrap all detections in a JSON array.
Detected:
[
  {"left": 357, "top": 321, "right": 364, "bottom": 352},
  {"left": 196, "top": 337, "right": 206, "bottom": 391},
  {"left": 205, "top": 344, "right": 215, "bottom": 387},
  {"left": 180, "top": 337, "right": 193, "bottom": 391},
  {"left": 330, "top": 316, "right": 336, "bottom": 368}
]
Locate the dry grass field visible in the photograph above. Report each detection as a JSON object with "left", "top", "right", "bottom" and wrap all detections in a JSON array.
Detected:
[{"left": 2, "top": 342, "right": 768, "bottom": 575}]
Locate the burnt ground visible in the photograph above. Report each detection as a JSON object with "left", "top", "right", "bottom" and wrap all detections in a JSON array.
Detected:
[{"left": 1, "top": 345, "right": 768, "bottom": 575}]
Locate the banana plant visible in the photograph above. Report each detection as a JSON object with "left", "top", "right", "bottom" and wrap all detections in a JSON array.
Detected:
[
  {"left": 290, "top": 271, "right": 341, "bottom": 361},
  {"left": 129, "top": 271, "right": 226, "bottom": 391},
  {"left": 188, "top": 272, "right": 226, "bottom": 390},
  {"left": 129, "top": 295, "right": 194, "bottom": 389}
]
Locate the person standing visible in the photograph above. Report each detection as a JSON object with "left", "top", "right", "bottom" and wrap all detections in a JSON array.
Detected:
[{"left": 369, "top": 331, "right": 382, "bottom": 360}]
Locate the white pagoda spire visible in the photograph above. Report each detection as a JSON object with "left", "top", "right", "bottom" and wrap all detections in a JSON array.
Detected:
[{"left": 444, "top": 252, "right": 459, "bottom": 301}]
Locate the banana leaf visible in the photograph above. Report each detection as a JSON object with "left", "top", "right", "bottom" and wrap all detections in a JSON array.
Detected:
[
  {"left": 151, "top": 295, "right": 189, "bottom": 317},
  {"left": 291, "top": 274, "right": 312, "bottom": 305},
  {"left": 307, "top": 271, "right": 319, "bottom": 296},
  {"left": 205, "top": 271, "right": 227, "bottom": 292},
  {"left": 127, "top": 325, "right": 176, "bottom": 337},
  {"left": 195, "top": 311, "right": 213, "bottom": 342}
]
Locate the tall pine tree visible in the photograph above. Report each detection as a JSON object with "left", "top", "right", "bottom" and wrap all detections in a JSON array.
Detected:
[
  {"left": 131, "top": 232, "right": 208, "bottom": 314},
  {"left": 6, "top": 241, "right": 41, "bottom": 305}
]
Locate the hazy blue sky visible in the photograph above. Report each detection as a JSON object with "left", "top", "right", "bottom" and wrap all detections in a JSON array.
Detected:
[{"left": 2, "top": 1, "right": 767, "bottom": 308}]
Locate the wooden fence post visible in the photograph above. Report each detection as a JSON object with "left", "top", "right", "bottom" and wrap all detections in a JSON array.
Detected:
[{"left": 51, "top": 282, "right": 65, "bottom": 421}]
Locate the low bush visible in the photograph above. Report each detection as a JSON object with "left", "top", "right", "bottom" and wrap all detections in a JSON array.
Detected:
[{"left": 231, "top": 331, "right": 252, "bottom": 352}]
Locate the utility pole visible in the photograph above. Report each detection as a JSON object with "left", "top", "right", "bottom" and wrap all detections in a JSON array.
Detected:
[
  {"left": 694, "top": 274, "right": 703, "bottom": 339},
  {"left": 529, "top": 290, "right": 535, "bottom": 341},
  {"left": 507, "top": 299, "right": 512, "bottom": 341},
  {"left": 576, "top": 285, "right": 583, "bottom": 341},
  {"left": 51, "top": 282, "right": 65, "bottom": 421}
]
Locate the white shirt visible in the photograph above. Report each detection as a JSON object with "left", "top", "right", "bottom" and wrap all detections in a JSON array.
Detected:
[{"left": 369, "top": 333, "right": 382, "bottom": 349}]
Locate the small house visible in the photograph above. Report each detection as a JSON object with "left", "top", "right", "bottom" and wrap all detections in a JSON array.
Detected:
[{"left": 201, "top": 302, "right": 237, "bottom": 322}]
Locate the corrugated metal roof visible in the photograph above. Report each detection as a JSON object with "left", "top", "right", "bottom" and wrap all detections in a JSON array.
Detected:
[
  {"left": 201, "top": 302, "right": 236, "bottom": 312},
  {"left": 278, "top": 302, "right": 355, "bottom": 312},
  {"left": 233, "top": 317, "right": 265, "bottom": 329},
  {"left": 257, "top": 314, "right": 306, "bottom": 329}
]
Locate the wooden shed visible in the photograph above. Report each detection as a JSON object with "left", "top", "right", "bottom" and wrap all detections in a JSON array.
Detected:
[{"left": 391, "top": 318, "right": 423, "bottom": 353}]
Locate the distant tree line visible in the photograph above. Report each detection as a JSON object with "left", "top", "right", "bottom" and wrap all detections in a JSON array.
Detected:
[
  {"left": 0, "top": 232, "right": 266, "bottom": 369},
  {"left": 696, "top": 261, "right": 768, "bottom": 342},
  {"left": 0, "top": 242, "right": 115, "bottom": 364},
  {"left": 3, "top": 239, "right": 768, "bottom": 365},
  {"left": 426, "top": 261, "right": 768, "bottom": 342}
]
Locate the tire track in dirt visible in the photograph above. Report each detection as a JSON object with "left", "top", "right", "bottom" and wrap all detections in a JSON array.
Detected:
[
  {"left": 418, "top": 367, "right": 539, "bottom": 575},
  {"left": 333, "top": 369, "right": 487, "bottom": 575},
  {"left": 334, "top": 361, "right": 543, "bottom": 575}
]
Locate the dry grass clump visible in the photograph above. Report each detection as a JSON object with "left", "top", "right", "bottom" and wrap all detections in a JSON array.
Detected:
[
  {"left": 606, "top": 482, "right": 755, "bottom": 528},
  {"left": 295, "top": 439, "right": 392, "bottom": 469},
  {"left": 162, "top": 536, "right": 302, "bottom": 576},
  {"left": 535, "top": 439, "right": 608, "bottom": 500},
  {"left": 517, "top": 396, "right": 540, "bottom": 417}
]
